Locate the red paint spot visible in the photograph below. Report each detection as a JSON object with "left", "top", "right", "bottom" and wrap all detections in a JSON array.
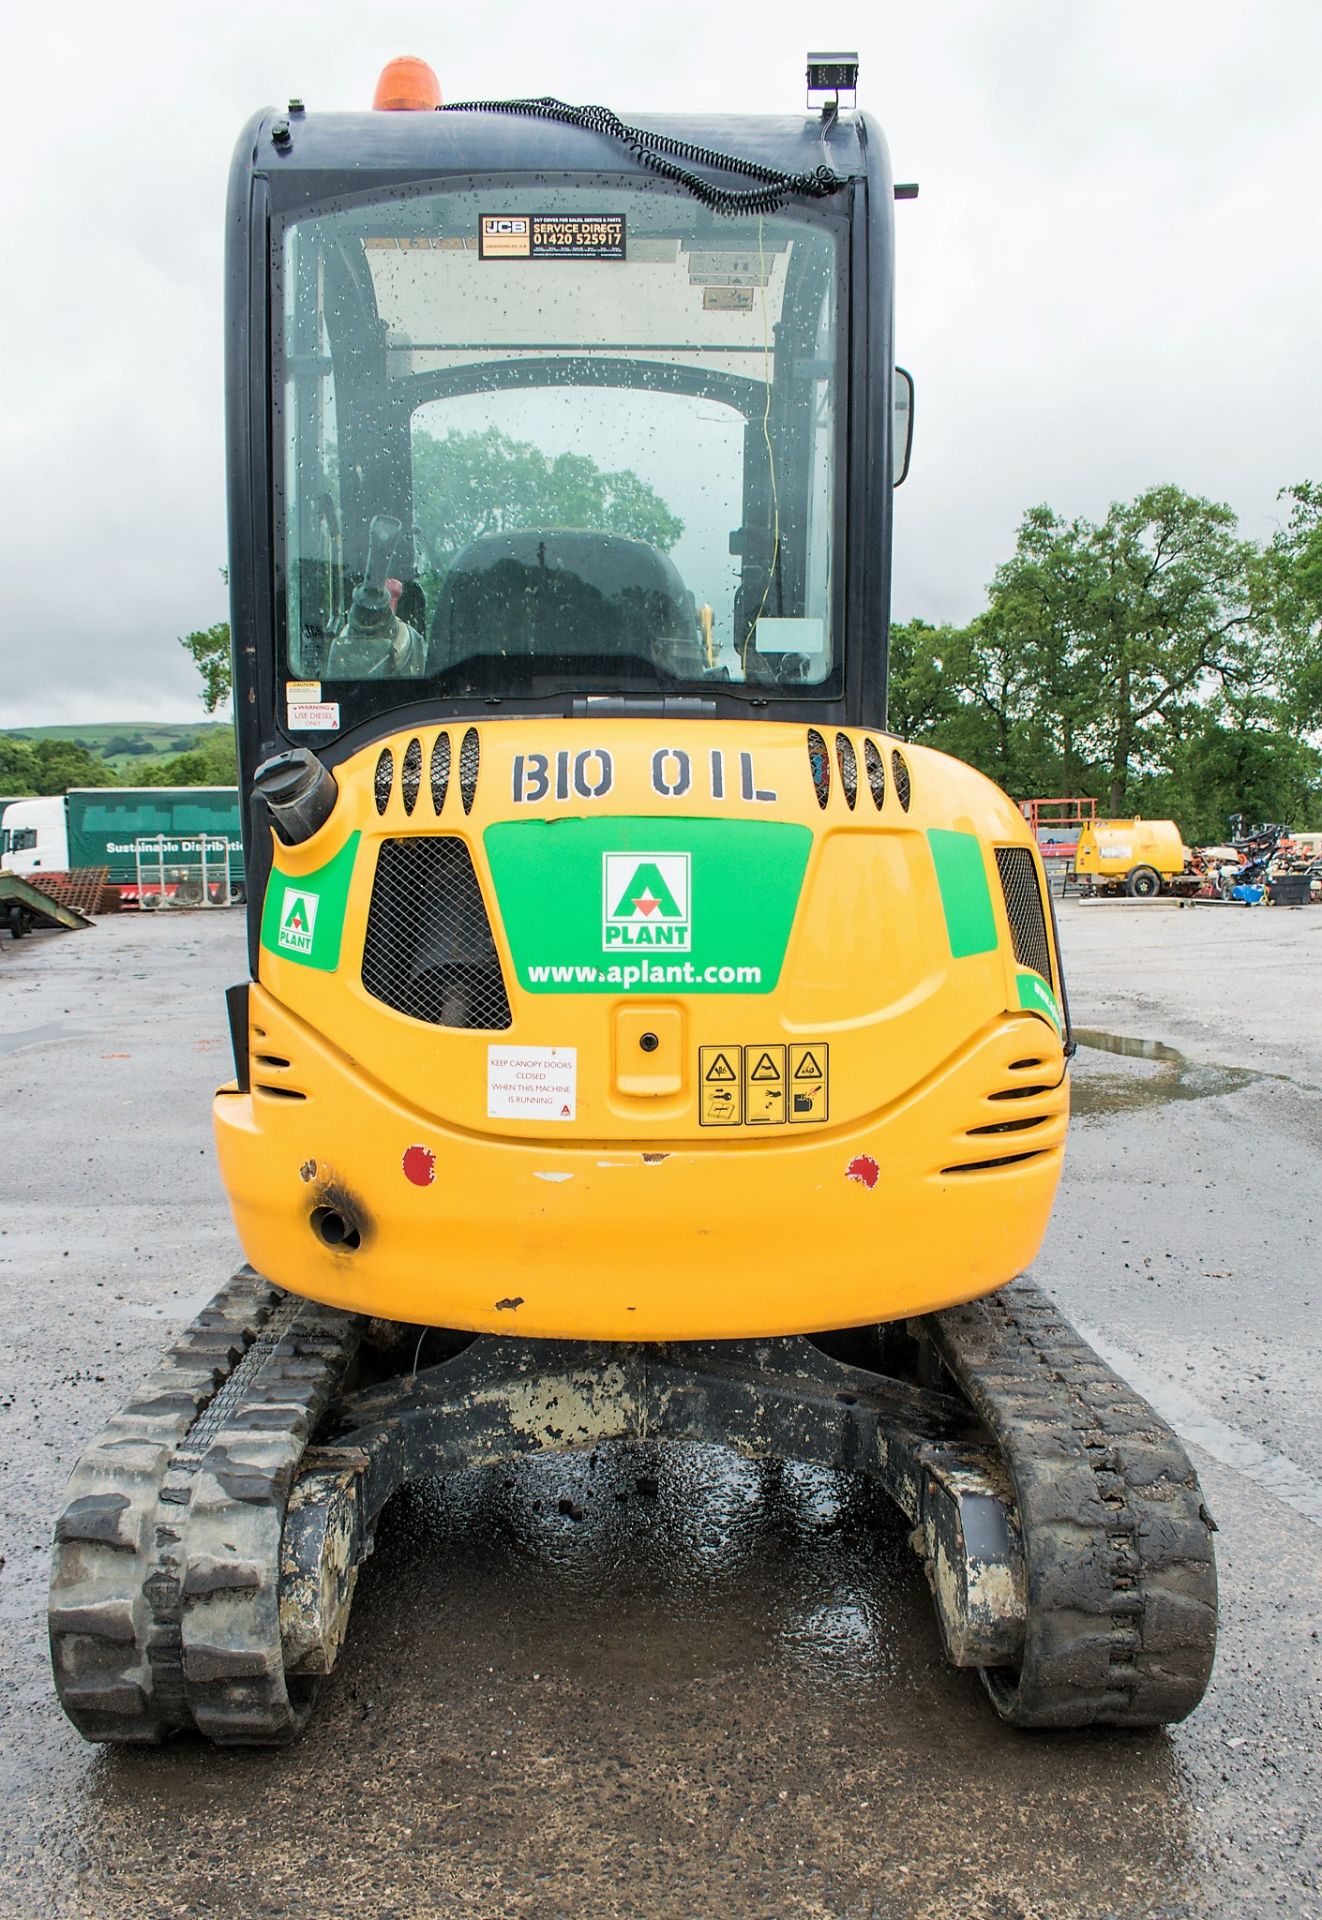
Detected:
[
  {"left": 402, "top": 1144, "right": 436, "bottom": 1187},
  {"left": 846, "top": 1154, "right": 880, "bottom": 1190}
]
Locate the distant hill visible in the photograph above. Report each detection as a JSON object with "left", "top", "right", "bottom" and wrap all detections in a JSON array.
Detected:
[{"left": 2, "top": 722, "right": 232, "bottom": 776}]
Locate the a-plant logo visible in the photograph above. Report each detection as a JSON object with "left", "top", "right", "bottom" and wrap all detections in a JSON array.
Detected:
[
  {"left": 602, "top": 852, "right": 691, "bottom": 951},
  {"left": 278, "top": 886, "right": 319, "bottom": 956}
]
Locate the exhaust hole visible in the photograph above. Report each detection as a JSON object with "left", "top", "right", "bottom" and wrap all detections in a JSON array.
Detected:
[{"left": 311, "top": 1207, "right": 361, "bottom": 1250}]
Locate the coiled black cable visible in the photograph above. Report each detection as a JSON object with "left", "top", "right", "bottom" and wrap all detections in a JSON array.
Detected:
[{"left": 439, "top": 97, "right": 846, "bottom": 215}]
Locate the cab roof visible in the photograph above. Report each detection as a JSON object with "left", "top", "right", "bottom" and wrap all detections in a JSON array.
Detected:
[{"left": 236, "top": 105, "right": 880, "bottom": 217}]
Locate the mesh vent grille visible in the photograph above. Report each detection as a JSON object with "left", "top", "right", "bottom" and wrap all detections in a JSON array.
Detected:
[
  {"left": 835, "top": 733, "right": 858, "bottom": 809},
  {"left": 373, "top": 748, "right": 393, "bottom": 815},
  {"left": 430, "top": 732, "right": 451, "bottom": 813},
  {"left": 362, "top": 838, "right": 512, "bottom": 1029},
  {"left": 995, "top": 846, "right": 1053, "bottom": 986},
  {"left": 864, "top": 737, "right": 886, "bottom": 809},
  {"left": 806, "top": 729, "right": 831, "bottom": 808},
  {"left": 891, "top": 749, "right": 911, "bottom": 811},
  {"left": 401, "top": 738, "right": 422, "bottom": 815},
  {"left": 459, "top": 728, "right": 480, "bottom": 814}
]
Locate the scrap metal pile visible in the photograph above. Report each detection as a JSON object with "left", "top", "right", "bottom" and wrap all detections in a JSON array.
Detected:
[{"left": 1191, "top": 822, "right": 1321, "bottom": 907}]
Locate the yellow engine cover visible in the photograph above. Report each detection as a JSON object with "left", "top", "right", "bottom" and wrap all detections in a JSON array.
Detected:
[{"left": 214, "top": 721, "right": 1069, "bottom": 1338}]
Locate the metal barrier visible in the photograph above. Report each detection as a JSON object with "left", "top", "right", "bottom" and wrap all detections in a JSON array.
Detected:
[{"left": 133, "top": 835, "right": 239, "bottom": 909}]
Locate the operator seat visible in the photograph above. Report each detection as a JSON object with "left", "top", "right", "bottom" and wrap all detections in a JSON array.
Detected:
[{"left": 427, "top": 529, "right": 705, "bottom": 682}]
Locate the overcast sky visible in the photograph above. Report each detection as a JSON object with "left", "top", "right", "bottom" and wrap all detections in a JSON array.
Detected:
[{"left": 2, "top": 0, "right": 1318, "bottom": 725}]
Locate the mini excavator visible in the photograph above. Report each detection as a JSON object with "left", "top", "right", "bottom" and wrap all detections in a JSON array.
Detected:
[{"left": 50, "top": 55, "right": 1217, "bottom": 1743}]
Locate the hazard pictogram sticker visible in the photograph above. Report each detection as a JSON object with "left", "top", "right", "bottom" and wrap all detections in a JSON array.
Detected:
[
  {"left": 698, "top": 1047, "right": 742, "bottom": 1125},
  {"left": 788, "top": 1043, "right": 829, "bottom": 1123},
  {"left": 743, "top": 1045, "right": 786, "bottom": 1123},
  {"left": 697, "top": 1042, "right": 827, "bottom": 1126}
]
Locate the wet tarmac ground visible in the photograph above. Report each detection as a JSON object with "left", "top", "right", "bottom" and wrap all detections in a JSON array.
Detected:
[{"left": 1, "top": 902, "right": 1319, "bottom": 1919}]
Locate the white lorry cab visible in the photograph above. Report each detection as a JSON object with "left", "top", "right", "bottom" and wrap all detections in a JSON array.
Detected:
[{"left": 0, "top": 797, "right": 68, "bottom": 876}]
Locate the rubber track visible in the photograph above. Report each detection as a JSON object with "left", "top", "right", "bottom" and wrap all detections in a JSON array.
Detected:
[
  {"left": 930, "top": 1279, "right": 1217, "bottom": 1727},
  {"left": 50, "top": 1270, "right": 362, "bottom": 1746}
]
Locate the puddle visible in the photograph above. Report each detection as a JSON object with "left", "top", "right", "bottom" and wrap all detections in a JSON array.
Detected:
[
  {"left": 0, "top": 1022, "right": 90, "bottom": 1056},
  {"left": 1072, "top": 1027, "right": 1263, "bottom": 1115}
]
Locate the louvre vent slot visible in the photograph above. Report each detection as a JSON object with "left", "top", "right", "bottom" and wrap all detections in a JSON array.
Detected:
[
  {"left": 967, "top": 1115, "right": 1050, "bottom": 1137},
  {"left": 459, "top": 728, "right": 480, "bottom": 814},
  {"left": 362, "top": 838, "right": 512, "bottom": 1030},
  {"left": 891, "top": 749, "right": 911, "bottom": 811},
  {"left": 941, "top": 1149, "right": 1048, "bottom": 1175},
  {"left": 373, "top": 748, "right": 394, "bottom": 815},
  {"left": 835, "top": 733, "right": 858, "bottom": 810},
  {"left": 864, "top": 737, "right": 886, "bottom": 809},
  {"left": 401, "top": 738, "right": 422, "bottom": 815},
  {"left": 995, "top": 846, "right": 1053, "bottom": 986},
  {"left": 989, "top": 1084, "right": 1054, "bottom": 1102},
  {"left": 430, "top": 732, "right": 451, "bottom": 814},
  {"left": 806, "top": 728, "right": 831, "bottom": 809}
]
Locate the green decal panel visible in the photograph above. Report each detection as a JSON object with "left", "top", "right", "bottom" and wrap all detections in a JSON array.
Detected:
[
  {"left": 485, "top": 818, "right": 812, "bottom": 995},
  {"left": 259, "top": 832, "right": 360, "bottom": 972},
  {"left": 1016, "top": 968, "right": 1062, "bottom": 1032},
  {"left": 927, "top": 828, "right": 998, "bottom": 958}
]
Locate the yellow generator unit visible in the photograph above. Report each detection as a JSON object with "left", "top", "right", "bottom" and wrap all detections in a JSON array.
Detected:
[
  {"left": 50, "top": 55, "right": 1216, "bottom": 1747},
  {"left": 1075, "top": 817, "right": 1189, "bottom": 897}
]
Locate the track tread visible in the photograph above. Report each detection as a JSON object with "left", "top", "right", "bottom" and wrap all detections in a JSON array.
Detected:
[
  {"left": 931, "top": 1277, "right": 1217, "bottom": 1728},
  {"left": 50, "top": 1271, "right": 361, "bottom": 1746}
]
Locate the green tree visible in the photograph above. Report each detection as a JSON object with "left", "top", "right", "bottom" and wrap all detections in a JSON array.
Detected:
[
  {"left": 889, "top": 484, "right": 1319, "bottom": 833},
  {"left": 1262, "top": 480, "right": 1322, "bottom": 732},
  {"left": 985, "top": 505, "right": 1106, "bottom": 796},
  {"left": 1132, "top": 712, "right": 1322, "bottom": 842},
  {"left": 1079, "top": 487, "right": 1261, "bottom": 812},
  {"left": 137, "top": 732, "right": 238, "bottom": 787},
  {"left": 411, "top": 427, "right": 684, "bottom": 577},
  {"left": 180, "top": 620, "right": 232, "bottom": 713},
  {"left": 977, "top": 487, "right": 1262, "bottom": 813},
  {"left": 886, "top": 619, "right": 959, "bottom": 740},
  {"left": 0, "top": 737, "right": 37, "bottom": 792},
  {"left": 0, "top": 737, "right": 118, "bottom": 795}
]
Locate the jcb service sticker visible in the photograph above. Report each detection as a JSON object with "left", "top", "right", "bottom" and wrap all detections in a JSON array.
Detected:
[{"left": 480, "top": 214, "right": 626, "bottom": 261}]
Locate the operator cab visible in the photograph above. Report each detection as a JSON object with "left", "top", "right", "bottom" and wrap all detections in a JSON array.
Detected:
[{"left": 232, "top": 88, "right": 905, "bottom": 784}]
